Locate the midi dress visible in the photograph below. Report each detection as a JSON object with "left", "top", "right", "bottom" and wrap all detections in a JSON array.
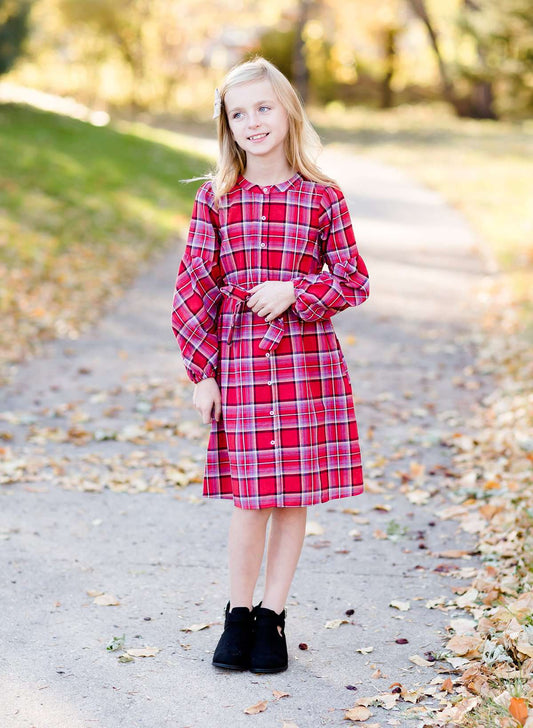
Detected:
[{"left": 171, "top": 171, "right": 370, "bottom": 509}]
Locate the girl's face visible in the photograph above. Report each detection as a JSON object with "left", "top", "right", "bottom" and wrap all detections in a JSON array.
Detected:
[{"left": 225, "top": 78, "right": 289, "bottom": 162}]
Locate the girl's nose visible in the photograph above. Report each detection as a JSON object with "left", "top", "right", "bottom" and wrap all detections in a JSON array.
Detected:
[{"left": 248, "top": 112, "right": 261, "bottom": 128}]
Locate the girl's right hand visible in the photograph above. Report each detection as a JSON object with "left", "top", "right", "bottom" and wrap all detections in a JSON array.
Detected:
[{"left": 193, "top": 377, "right": 222, "bottom": 424}]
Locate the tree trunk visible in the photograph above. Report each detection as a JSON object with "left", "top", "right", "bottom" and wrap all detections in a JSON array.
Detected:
[
  {"left": 406, "top": 0, "right": 456, "bottom": 106},
  {"left": 461, "top": 0, "right": 498, "bottom": 119},
  {"left": 381, "top": 27, "right": 397, "bottom": 109},
  {"left": 293, "top": 0, "right": 312, "bottom": 103}
]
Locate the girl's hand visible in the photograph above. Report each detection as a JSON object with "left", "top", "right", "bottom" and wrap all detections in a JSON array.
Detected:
[
  {"left": 246, "top": 281, "right": 296, "bottom": 322},
  {"left": 193, "top": 377, "right": 222, "bottom": 424}
]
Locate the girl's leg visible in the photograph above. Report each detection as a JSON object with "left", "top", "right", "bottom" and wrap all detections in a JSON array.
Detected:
[
  {"left": 261, "top": 506, "right": 307, "bottom": 614},
  {"left": 228, "top": 506, "right": 273, "bottom": 610}
]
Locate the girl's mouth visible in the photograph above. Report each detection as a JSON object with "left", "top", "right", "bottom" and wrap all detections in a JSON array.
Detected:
[{"left": 248, "top": 133, "right": 269, "bottom": 142}]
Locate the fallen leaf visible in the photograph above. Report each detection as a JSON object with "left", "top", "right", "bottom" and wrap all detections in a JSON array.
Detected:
[
  {"left": 356, "top": 693, "right": 397, "bottom": 710},
  {"left": 244, "top": 700, "right": 268, "bottom": 715},
  {"left": 409, "top": 654, "right": 435, "bottom": 667},
  {"left": 441, "top": 677, "right": 454, "bottom": 693},
  {"left": 432, "top": 549, "right": 471, "bottom": 558},
  {"left": 93, "top": 593, "right": 120, "bottom": 606},
  {"left": 373, "top": 529, "right": 388, "bottom": 540},
  {"left": 180, "top": 623, "right": 210, "bottom": 632},
  {"left": 281, "top": 723, "right": 299, "bottom": 728},
  {"left": 356, "top": 646, "right": 374, "bottom": 654},
  {"left": 344, "top": 705, "right": 371, "bottom": 721},
  {"left": 509, "top": 697, "right": 528, "bottom": 726},
  {"left": 389, "top": 600, "right": 410, "bottom": 611},
  {"left": 126, "top": 647, "right": 159, "bottom": 657},
  {"left": 446, "top": 634, "right": 483, "bottom": 657},
  {"left": 373, "top": 504, "right": 392, "bottom": 512},
  {"left": 406, "top": 489, "right": 431, "bottom": 505},
  {"left": 325, "top": 619, "right": 349, "bottom": 629},
  {"left": 305, "top": 521, "right": 324, "bottom": 536},
  {"left": 272, "top": 689, "right": 290, "bottom": 700}
]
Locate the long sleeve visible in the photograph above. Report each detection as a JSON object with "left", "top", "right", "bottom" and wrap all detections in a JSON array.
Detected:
[
  {"left": 171, "top": 182, "right": 223, "bottom": 383},
  {"left": 290, "top": 185, "right": 369, "bottom": 322}
]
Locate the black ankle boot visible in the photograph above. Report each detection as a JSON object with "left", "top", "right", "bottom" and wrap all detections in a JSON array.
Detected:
[
  {"left": 212, "top": 602, "right": 253, "bottom": 670},
  {"left": 249, "top": 605, "right": 288, "bottom": 674}
]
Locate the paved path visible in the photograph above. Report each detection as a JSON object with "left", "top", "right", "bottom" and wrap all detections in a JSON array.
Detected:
[{"left": 1, "top": 144, "right": 492, "bottom": 728}]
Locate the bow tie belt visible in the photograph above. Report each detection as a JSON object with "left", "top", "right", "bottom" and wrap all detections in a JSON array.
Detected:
[{"left": 220, "top": 283, "right": 285, "bottom": 352}]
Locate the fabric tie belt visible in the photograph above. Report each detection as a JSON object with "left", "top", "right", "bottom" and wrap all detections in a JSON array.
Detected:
[{"left": 220, "top": 283, "right": 285, "bottom": 352}]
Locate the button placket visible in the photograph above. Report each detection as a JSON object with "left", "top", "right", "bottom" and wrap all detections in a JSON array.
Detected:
[{"left": 266, "top": 350, "right": 278, "bottom": 447}]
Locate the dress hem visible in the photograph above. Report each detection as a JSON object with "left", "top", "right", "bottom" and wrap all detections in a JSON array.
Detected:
[{"left": 201, "top": 486, "right": 365, "bottom": 510}]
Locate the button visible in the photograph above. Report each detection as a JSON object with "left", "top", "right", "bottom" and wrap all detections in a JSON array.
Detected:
[
  {"left": 269, "top": 410, "right": 274, "bottom": 415},
  {"left": 265, "top": 352, "right": 270, "bottom": 357},
  {"left": 261, "top": 215, "right": 266, "bottom": 221},
  {"left": 267, "top": 380, "right": 273, "bottom": 385},
  {"left": 263, "top": 187, "right": 270, "bottom": 194},
  {"left": 270, "top": 440, "right": 275, "bottom": 445},
  {"left": 260, "top": 243, "right": 266, "bottom": 248}
]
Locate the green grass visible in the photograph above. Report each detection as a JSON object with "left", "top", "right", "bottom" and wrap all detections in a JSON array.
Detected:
[{"left": 0, "top": 103, "right": 212, "bottom": 375}]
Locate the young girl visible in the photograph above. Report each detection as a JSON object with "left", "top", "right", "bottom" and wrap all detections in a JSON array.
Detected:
[{"left": 171, "top": 56, "right": 369, "bottom": 674}]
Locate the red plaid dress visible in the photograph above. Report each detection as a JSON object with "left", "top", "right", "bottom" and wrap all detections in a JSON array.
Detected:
[{"left": 171, "top": 171, "right": 370, "bottom": 509}]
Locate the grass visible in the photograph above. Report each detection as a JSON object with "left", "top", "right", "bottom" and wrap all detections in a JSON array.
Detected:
[
  {"left": 308, "top": 102, "right": 533, "bottom": 331},
  {"left": 0, "top": 103, "right": 212, "bottom": 377}
]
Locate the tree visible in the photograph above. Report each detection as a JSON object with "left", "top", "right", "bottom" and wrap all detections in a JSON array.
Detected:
[{"left": 0, "top": 0, "right": 32, "bottom": 76}]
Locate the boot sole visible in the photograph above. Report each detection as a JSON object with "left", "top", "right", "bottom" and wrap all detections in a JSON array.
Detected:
[
  {"left": 249, "top": 664, "right": 288, "bottom": 674},
  {"left": 212, "top": 660, "right": 249, "bottom": 670}
]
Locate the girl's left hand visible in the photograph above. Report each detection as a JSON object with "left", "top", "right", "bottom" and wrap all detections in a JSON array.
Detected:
[{"left": 246, "top": 281, "right": 296, "bottom": 322}]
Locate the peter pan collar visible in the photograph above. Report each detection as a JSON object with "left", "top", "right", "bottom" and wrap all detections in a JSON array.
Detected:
[{"left": 237, "top": 171, "right": 302, "bottom": 193}]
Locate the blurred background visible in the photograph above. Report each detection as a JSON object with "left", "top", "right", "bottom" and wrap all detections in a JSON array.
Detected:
[
  {"left": 0, "top": 0, "right": 531, "bottom": 376},
  {"left": 2, "top": 0, "right": 532, "bottom": 118}
]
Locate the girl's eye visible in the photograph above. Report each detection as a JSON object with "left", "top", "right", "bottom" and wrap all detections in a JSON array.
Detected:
[
  {"left": 232, "top": 112, "right": 242, "bottom": 119},
  {"left": 259, "top": 106, "right": 270, "bottom": 112}
]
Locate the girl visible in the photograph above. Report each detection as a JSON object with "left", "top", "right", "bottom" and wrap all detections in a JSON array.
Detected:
[{"left": 171, "top": 56, "right": 369, "bottom": 674}]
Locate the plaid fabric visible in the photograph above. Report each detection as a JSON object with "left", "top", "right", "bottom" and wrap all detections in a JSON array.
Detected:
[{"left": 171, "top": 171, "right": 370, "bottom": 509}]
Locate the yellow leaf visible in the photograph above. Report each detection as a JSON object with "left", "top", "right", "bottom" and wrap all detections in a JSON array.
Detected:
[
  {"left": 272, "top": 689, "right": 290, "bottom": 699},
  {"left": 409, "top": 654, "right": 434, "bottom": 667},
  {"left": 244, "top": 700, "right": 268, "bottom": 715}
]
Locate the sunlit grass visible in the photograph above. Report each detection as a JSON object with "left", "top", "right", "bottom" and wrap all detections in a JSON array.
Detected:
[{"left": 0, "top": 103, "right": 212, "bottom": 377}]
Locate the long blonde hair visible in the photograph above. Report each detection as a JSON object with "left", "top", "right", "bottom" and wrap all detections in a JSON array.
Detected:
[{"left": 204, "top": 56, "right": 338, "bottom": 207}]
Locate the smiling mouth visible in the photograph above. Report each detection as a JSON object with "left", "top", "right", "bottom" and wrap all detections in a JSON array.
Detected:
[{"left": 248, "top": 133, "right": 269, "bottom": 141}]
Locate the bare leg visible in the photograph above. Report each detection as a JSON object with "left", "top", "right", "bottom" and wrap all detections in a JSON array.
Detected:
[
  {"left": 261, "top": 506, "right": 307, "bottom": 615},
  {"left": 228, "top": 506, "right": 273, "bottom": 610}
]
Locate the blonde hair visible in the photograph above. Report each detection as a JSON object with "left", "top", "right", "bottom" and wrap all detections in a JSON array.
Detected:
[{"left": 204, "top": 56, "right": 338, "bottom": 207}]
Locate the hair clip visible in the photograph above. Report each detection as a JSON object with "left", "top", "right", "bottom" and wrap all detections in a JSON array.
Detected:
[{"left": 213, "top": 87, "right": 222, "bottom": 119}]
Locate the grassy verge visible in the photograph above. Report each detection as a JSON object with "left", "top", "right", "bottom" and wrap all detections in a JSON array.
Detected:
[{"left": 0, "top": 103, "right": 211, "bottom": 381}]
